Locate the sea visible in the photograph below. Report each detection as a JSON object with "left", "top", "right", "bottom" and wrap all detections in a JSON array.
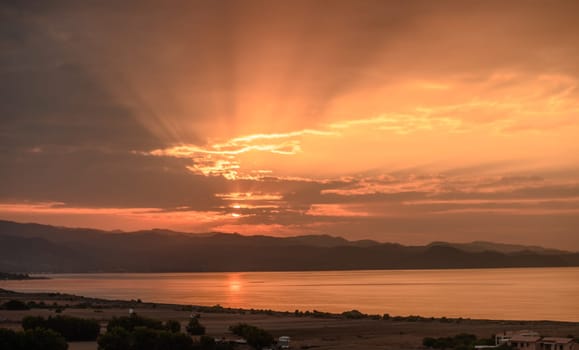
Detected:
[{"left": 1, "top": 267, "right": 578, "bottom": 322}]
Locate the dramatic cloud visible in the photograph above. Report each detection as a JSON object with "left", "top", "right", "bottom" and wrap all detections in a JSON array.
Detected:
[{"left": 1, "top": 0, "right": 578, "bottom": 249}]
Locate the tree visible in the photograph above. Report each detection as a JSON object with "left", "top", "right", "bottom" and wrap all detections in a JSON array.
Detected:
[
  {"left": 155, "top": 330, "right": 193, "bottom": 350},
  {"left": 186, "top": 317, "right": 206, "bottom": 335},
  {"left": 22, "top": 328, "right": 68, "bottom": 350},
  {"left": 423, "top": 333, "right": 479, "bottom": 349},
  {"left": 0, "top": 328, "right": 21, "bottom": 349},
  {"left": 106, "top": 314, "right": 164, "bottom": 332},
  {"left": 22, "top": 315, "right": 101, "bottom": 341},
  {"left": 2, "top": 299, "right": 30, "bottom": 310},
  {"left": 165, "top": 319, "right": 181, "bottom": 333},
  {"left": 200, "top": 335, "right": 216, "bottom": 348},
  {"left": 98, "top": 327, "right": 194, "bottom": 350},
  {"left": 97, "top": 327, "right": 131, "bottom": 350},
  {"left": 0, "top": 328, "right": 68, "bottom": 350},
  {"left": 341, "top": 309, "right": 365, "bottom": 319},
  {"left": 131, "top": 327, "right": 160, "bottom": 350},
  {"left": 229, "top": 323, "right": 274, "bottom": 349}
]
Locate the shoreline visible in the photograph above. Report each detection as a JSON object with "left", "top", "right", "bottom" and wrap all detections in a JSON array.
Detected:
[
  {"left": 2, "top": 288, "right": 578, "bottom": 350},
  {"left": 2, "top": 288, "right": 578, "bottom": 326}
]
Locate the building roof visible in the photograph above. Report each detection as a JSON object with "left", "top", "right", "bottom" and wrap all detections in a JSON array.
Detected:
[
  {"left": 510, "top": 336, "right": 541, "bottom": 343},
  {"left": 541, "top": 337, "right": 574, "bottom": 344},
  {"left": 500, "top": 330, "right": 541, "bottom": 338}
]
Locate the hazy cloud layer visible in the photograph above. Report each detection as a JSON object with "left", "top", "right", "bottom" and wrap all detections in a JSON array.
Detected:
[{"left": 1, "top": 0, "right": 578, "bottom": 249}]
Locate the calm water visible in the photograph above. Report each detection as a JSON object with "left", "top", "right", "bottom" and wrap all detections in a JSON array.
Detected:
[{"left": 2, "top": 268, "right": 578, "bottom": 322}]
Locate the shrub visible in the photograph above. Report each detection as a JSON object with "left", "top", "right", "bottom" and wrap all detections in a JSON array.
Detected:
[
  {"left": 186, "top": 317, "right": 206, "bottom": 335},
  {"left": 21, "top": 328, "right": 69, "bottom": 350},
  {"left": 97, "top": 327, "right": 132, "bottom": 350},
  {"left": 106, "top": 314, "right": 164, "bottom": 332},
  {"left": 423, "top": 333, "right": 478, "bottom": 349},
  {"left": 0, "top": 327, "right": 68, "bottom": 350},
  {"left": 22, "top": 315, "right": 100, "bottom": 341},
  {"left": 198, "top": 336, "right": 234, "bottom": 350},
  {"left": 98, "top": 327, "right": 193, "bottom": 350},
  {"left": 200, "top": 335, "right": 215, "bottom": 348},
  {"left": 136, "top": 328, "right": 192, "bottom": 350},
  {"left": 2, "top": 299, "right": 30, "bottom": 310},
  {"left": 165, "top": 319, "right": 181, "bottom": 333},
  {"left": 22, "top": 316, "right": 45, "bottom": 329},
  {"left": 229, "top": 323, "right": 273, "bottom": 349},
  {"left": 0, "top": 328, "right": 21, "bottom": 349},
  {"left": 341, "top": 309, "right": 365, "bottom": 319}
]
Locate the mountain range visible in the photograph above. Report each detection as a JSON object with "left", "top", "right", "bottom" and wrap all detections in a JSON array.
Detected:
[{"left": 1, "top": 220, "right": 578, "bottom": 273}]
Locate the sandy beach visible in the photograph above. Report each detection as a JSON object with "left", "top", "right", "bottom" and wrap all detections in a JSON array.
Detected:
[{"left": 1, "top": 289, "right": 578, "bottom": 350}]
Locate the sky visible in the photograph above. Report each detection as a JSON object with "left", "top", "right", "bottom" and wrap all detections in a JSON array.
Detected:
[{"left": 1, "top": 0, "right": 579, "bottom": 250}]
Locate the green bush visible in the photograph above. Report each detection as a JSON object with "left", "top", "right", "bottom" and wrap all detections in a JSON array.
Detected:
[
  {"left": 0, "top": 327, "right": 68, "bottom": 350},
  {"left": 229, "top": 323, "right": 273, "bottom": 349},
  {"left": 22, "top": 315, "right": 100, "bottom": 341}
]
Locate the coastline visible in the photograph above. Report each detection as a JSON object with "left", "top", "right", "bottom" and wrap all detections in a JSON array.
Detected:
[
  {"left": 3, "top": 267, "right": 578, "bottom": 323},
  {"left": 1, "top": 288, "right": 578, "bottom": 350},
  {"left": 0, "top": 272, "right": 48, "bottom": 281}
]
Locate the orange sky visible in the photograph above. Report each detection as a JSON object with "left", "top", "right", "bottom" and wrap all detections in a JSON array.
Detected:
[{"left": 1, "top": 0, "right": 578, "bottom": 249}]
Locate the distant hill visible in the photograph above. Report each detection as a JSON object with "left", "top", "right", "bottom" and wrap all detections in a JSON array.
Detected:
[
  {"left": 0, "top": 220, "right": 578, "bottom": 273},
  {"left": 427, "top": 241, "right": 568, "bottom": 255}
]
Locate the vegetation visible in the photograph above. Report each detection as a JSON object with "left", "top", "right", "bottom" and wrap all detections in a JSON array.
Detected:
[
  {"left": 423, "top": 333, "right": 478, "bottom": 349},
  {"left": 1, "top": 299, "right": 30, "bottom": 310},
  {"left": 341, "top": 309, "right": 365, "bottom": 319},
  {"left": 0, "top": 327, "right": 68, "bottom": 350},
  {"left": 98, "top": 315, "right": 217, "bottom": 350},
  {"left": 22, "top": 315, "right": 101, "bottom": 341},
  {"left": 0, "top": 272, "right": 34, "bottom": 280},
  {"left": 186, "top": 317, "right": 206, "bottom": 335},
  {"left": 165, "top": 319, "right": 182, "bottom": 333},
  {"left": 25, "top": 301, "right": 49, "bottom": 309},
  {"left": 132, "top": 327, "right": 193, "bottom": 350},
  {"left": 106, "top": 314, "right": 164, "bottom": 332},
  {"left": 98, "top": 327, "right": 193, "bottom": 350},
  {"left": 229, "top": 323, "right": 274, "bottom": 349},
  {"left": 423, "top": 334, "right": 513, "bottom": 350},
  {"left": 199, "top": 335, "right": 234, "bottom": 350}
]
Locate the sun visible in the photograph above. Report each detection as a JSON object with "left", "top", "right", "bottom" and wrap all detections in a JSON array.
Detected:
[{"left": 229, "top": 280, "right": 241, "bottom": 292}]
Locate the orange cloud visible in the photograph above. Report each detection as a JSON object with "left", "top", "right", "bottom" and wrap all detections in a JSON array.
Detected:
[
  {"left": 306, "top": 204, "right": 372, "bottom": 217},
  {"left": 0, "top": 202, "right": 233, "bottom": 232}
]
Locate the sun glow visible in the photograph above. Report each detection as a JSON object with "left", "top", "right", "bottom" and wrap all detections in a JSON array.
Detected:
[
  {"left": 2, "top": 1, "right": 579, "bottom": 250},
  {"left": 227, "top": 275, "right": 242, "bottom": 293}
]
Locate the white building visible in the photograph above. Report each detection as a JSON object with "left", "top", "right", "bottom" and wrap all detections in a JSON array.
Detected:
[{"left": 476, "top": 331, "right": 576, "bottom": 350}]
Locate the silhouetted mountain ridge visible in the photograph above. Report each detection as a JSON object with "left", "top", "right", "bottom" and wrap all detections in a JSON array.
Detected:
[
  {"left": 427, "top": 241, "right": 567, "bottom": 255},
  {"left": 0, "top": 220, "right": 577, "bottom": 273}
]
